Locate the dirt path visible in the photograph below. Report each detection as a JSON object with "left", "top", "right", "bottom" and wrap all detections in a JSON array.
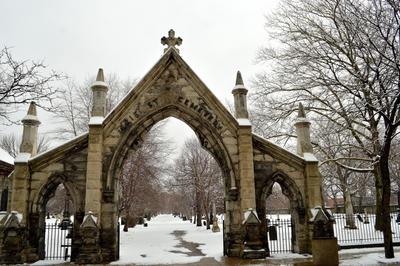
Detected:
[{"left": 169, "top": 230, "right": 205, "bottom": 257}]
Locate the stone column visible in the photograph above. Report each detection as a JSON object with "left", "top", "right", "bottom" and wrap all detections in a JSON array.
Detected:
[
  {"left": 295, "top": 103, "right": 324, "bottom": 253},
  {"left": 3, "top": 102, "right": 41, "bottom": 263},
  {"left": 232, "top": 71, "right": 264, "bottom": 259},
  {"left": 232, "top": 71, "right": 256, "bottom": 214},
  {"left": 78, "top": 69, "right": 108, "bottom": 263}
]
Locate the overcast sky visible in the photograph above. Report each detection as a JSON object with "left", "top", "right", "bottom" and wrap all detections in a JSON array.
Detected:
[{"left": 0, "top": 0, "right": 278, "bottom": 152}]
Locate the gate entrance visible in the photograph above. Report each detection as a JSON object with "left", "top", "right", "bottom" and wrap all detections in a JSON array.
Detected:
[
  {"left": 0, "top": 30, "right": 326, "bottom": 264},
  {"left": 45, "top": 222, "right": 73, "bottom": 261}
]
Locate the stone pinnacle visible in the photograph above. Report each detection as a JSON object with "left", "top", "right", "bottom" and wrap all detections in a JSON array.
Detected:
[
  {"left": 235, "top": 71, "right": 244, "bottom": 86},
  {"left": 96, "top": 68, "right": 105, "bottom": 82},
  {"left": 298, "top": 102, "right": 306, "bottom": 118},
  {"left": 27, "top": 101, "right": 37, "bottom": 116}
]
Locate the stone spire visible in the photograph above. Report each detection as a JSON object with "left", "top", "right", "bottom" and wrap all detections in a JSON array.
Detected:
[
  {"left": 298, "top": 102, "right": 306, "bottom": 118},
  {"left": 91, "top": 68, "right": 108, "bottom": 117},
  {"left": 20, "top": 102, "right": 41, "bottom": 156},
  {"left": 232, "top": 71, "right": 249, "bottom": 119},
  {"left": 294, "top": 103, "right": 313, "bottom": 156},
  {"left": 161, "top": 29, "right": 183, "bottom": 53}
]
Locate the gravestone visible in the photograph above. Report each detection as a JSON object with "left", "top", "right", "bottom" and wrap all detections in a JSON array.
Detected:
[
  {"left": 344, "top": 190, "right": 357, "bottom": 229},
  {"left": 268, "top": 226, "right": 277, "bottom": 241}
]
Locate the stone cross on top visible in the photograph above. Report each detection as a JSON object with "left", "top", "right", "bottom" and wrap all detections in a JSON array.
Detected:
[{"left": 161, "top": 29, "right": 182, "bottom": 53}]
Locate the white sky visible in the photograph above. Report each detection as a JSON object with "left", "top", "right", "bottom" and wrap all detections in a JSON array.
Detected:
[{"left": 0, "top": 0, "right": 278, "bottom": 150}]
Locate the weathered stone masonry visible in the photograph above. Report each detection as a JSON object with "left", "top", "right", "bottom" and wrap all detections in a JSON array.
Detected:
[{"left": 0, "top": 30, "right": 326, "bottom": 264}]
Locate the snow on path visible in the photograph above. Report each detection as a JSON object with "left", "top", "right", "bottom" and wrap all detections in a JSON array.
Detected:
[{"left": 114, "top": 214, "right": 223, "bottom": 265}]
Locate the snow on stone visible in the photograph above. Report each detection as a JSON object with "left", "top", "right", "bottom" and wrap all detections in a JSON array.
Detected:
[
  {"left": 303, "top": 152, "right": 318, "bottom": 162},
  {"left": 89, "top": 116, "right": 104, "bottom": 126},
  {"left": 22, "top": 114, "right": 40, "bottom": 122},
  {"left": 237, "top": 118, "right": 251, "bottom": 126},
  {"left": 0, "top": 148, "right": 14, "bottom": 165},
  {"left": 14, "top": 152, "right": 31, "bottom": 163}
]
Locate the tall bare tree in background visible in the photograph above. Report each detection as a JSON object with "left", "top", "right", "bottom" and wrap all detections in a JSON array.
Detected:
[
  {"left": 252, "top": 0, "right": 399, "bottom": 257},
  {"left": 0, "top": 47, "right": 63, "bottom": 124},
  {"left": 171, "top": 138, "right": 223, "bottom": 229},
  {"left": 0, "top": 133, "right": 51, "bottom": 158},
  {"left": 118, "top": 121, "right": 173, "bottom": 231},
  {"left": 53, "top": 74, "right": 136, "bottom": 139}
]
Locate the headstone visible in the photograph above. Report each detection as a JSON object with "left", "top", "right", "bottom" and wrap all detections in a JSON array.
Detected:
[
  {"left": 138, "top": 216, "right": 144, "bottom": 225},
  {"left": 344, "top": 190, "right": 357, "bottom": 229},
  {"left": 212, "top": 202, "right": 220, "bottom": 232},
  {"left": 357, "top": 214, "right": 363, "bottom": 222},
  {"left": 364, "top": 208, "right": 370, "bottom": 224},
  {"left": 269, "top": 226, "right": 277, "bottom": 240}
]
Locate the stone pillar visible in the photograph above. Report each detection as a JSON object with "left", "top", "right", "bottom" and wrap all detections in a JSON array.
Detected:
[
  {"left": 310, "top": 207, "right": 338, "bottom": 266},
  {"left": 344, "top": 190, "right": 357, "bottom": 229},
  {"left": 232, "top": 71, "right": 264, "bottom": 259},
  {"left": 232, "top": 71, "right": 256, "bottom": 214},
  {"left": 76, "top": 212, "right": 102, "bottom": 264},
  {"left": 294, "top": 103, "right": 324, "bottom": 253},
  {"left": 79, "top": 69, "right": 108, "bottom": 263}
]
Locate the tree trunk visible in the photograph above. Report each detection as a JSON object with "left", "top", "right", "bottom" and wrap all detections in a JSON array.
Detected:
[
  {"left": 196, "top": 189, "right": 202, "bottom": 226},
  {"left": 380, "top": 137, "right": 394, "bottom": 258},
  {"left": 374, "top": 165, "right": 384, "bottom": 231}
]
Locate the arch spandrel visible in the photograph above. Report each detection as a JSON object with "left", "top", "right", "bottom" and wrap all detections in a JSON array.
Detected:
[
  {"left": 104, "top": 104, "right": 238, "bottom": 192},
  {"left": 100, "top": 49, "right": 240, "bottom": 192}
]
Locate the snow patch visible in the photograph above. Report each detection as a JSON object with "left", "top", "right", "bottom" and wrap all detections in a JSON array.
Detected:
[
  {"left": 237, "top": 118, "right": 251, "bottom": 126},
  {"left": 14, "top": 152, "right": 31, "bottom": 163},
  {"left": 233, "top": 84, "right": 246, "bottom": 90},
  {"left": 0, "top": 148, "right": 14, "bottom": 165},
  {"left": 22, "top": 114, "right": 40, "bottom": 122},
  {"left": 89, "top": 116, "right": 104, "bottom": 126},
  {"left": 303, "top": 152, "right": 318, "bottom": 162},
  {"left": 295, "top": 117, "right": 310, "bottom": 123},
  {"left": 91, "top": 81, "right": 108, "bottom": 88}
]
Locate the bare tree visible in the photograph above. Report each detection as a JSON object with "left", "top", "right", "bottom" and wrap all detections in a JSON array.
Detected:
[
  {"left": 0, "top": 133, "right": 51, "bottom": 158},
  {"left": 0, "top": 47, "right": 63, "bottom": 124},
  {"left": 118, "top": 121, "right": 173, "bottom": 231},
  {"left": 252, "top": 0, "right": 399, "bottom": 257},
  {"left": 171, "top": 138, "right": 223, "bottom": 229}
]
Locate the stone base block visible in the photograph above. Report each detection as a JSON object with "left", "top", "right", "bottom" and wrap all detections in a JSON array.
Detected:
[
  {"left": 312, "top": 238, "right": 338, "bottom": 266},
  {"left": 21, "top": 247, "right": 38, "bottom": 263},
  {"left": 242, "top": 248, "right": 266, "bottom": 259}
]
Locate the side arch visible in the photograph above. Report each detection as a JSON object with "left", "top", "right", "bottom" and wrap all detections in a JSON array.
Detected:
[
  {"left": 255, "top": 168, "right": 308, "bottom": 254},
  {"left": 29, "top": 174, "right": 84, "bottom": 261}
]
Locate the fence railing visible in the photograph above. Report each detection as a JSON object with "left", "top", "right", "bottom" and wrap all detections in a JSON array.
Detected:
[
  {"left": 267, "top": 217, "right": 293, "bottom": 253},
  {"left": 45, "top": 223, "right": 73, "bottom": 260},
  {"left": 266, "top": 212, "right": 400, "bottom": 253},
  {"left": 334, "top": 213, "right": 400, "bottom": 247}
]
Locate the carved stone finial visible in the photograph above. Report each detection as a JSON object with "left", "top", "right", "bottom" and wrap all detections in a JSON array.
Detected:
[
  {"left": 298, "top": 102, "right": 306, "bottom": 118},
  {"left": 161, "top": 29, "right": 183, "bottom": 53},
  {"left": 236, "top": 71, "right": 244, "bottom": 86},
  {"left": 96, "top": 68, "right": 104, "bottom": 82},
  {"left": 27, "top": 102, "right": 37, "bottom": 116}
]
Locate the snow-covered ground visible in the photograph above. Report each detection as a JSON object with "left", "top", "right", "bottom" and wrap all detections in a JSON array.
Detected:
[{"left": 114, "top": 214, "right": 223, "bottom": 265}]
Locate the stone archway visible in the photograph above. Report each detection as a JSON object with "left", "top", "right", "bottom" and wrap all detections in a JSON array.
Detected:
[
  {"left": 255, "top": 169, "right": 307, "bottom": 254},
  {"left": 0, "top": 30, "right": 327, "bottom": 264}
]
